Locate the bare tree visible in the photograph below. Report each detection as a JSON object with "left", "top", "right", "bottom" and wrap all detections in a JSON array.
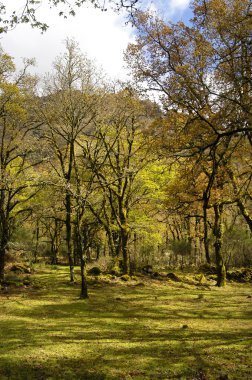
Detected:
[{"left": 38, "top": 38, "right": 103, "bottom": 282}]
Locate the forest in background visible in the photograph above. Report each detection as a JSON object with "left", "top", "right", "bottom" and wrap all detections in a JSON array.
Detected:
[{"left": 0, "top": 0, "right": 251, "bottom": 298}]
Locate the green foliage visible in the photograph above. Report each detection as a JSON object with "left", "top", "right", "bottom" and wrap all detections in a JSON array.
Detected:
[
  {"left": 194, "top": 273, "right": 207, "bottom": 284},
  {"left": 170, "top": 239, "right": 191, "bottom": 257},
  {"left": 1, "top": 273, "right": 23, "bottom": 287},
  {"left": 10, "top": 263, "right": 31, "bottom": 274},
  {"left": 1, "top": 272, "right": 32, "bottom": 287},
  {"left": 126, "top": 0, "right": 252, "bottom": 286},
  {"left": 227, "top": 268, "right": 252, "bottom": 283},
  {"left": 0, "top": 26, "right": 251, "bottom": 290},
  {"left": 223, "top": 226, "right": 252, "bottom": 267},
  {"left": 110, "top": 266, "right": 122, "bottom": 277},
  {"left": 166, "top": 272, "right": 181, "bottom": 282},
  {"left": 120, "top": 274, "right": 131, "bottom": 281},
  {"left": 199, "top": 263, "right": 217, "bottom": 275}
]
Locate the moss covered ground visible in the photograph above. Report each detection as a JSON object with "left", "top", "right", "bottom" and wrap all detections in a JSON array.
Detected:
[{"left": 0, "top": 265, "right": 251, "bottom": 379}]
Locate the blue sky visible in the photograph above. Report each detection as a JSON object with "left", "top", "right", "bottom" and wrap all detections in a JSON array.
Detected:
[
  {"left": 1, "top": 0, "right": 192, "bottom": 81},
  {"left": 142, "top": 0, "right": 192, "bottom": 22}
]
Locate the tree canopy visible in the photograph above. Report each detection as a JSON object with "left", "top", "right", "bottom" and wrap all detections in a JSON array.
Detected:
[{"left": 126, "top": 0, "right": 252, "bottom": 286}]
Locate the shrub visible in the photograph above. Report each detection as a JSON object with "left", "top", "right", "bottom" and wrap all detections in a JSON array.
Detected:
[
  {"left": 2, "top": 274, "right": 23, "bottom": 287},
  {"left": 10, "top": 263, "right": 31, "bottom": 274},
  {"left": 167, "top": 272, "right": 181, "bottom": 282},
  {"left": 120, "top": 274, "right": 131, "bottom": 281},
  {"left": 88, "top": 267, "right": 101, "bottom": 276},
  {"left": 227, "top": 268, "right": 252, "bottom": 283},
  {"left": 199, "top": 263, "right": 217, "bottom": 275},
  {"left": 142, "top": 265, "right": 153, "bottom": 274},
  {"left": 110, "top": 266, "right": 122, "bottom": 277}
]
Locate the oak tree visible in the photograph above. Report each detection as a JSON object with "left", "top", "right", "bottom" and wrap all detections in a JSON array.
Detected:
[{"left": 126, "top": 0, "right": 252, "bottom": 285}]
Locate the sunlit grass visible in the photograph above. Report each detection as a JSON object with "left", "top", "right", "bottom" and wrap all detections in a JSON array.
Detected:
[{"left": 0, "top": 265, "right": 251, "bottom": 379}]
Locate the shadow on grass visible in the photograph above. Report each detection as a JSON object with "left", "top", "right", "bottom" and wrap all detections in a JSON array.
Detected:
[
  {"left": 0, "top": 271, "right": 252, "bottom": 380},
  {"left": 0, "top": 359, "right": 108, "bottom": 380}
]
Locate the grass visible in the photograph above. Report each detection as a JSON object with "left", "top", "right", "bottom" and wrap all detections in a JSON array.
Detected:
[{"left": 0, "top": 265, "right": 251, "bottom": 380}]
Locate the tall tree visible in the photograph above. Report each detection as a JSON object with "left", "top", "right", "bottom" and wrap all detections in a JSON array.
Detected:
[
  {"left": 38, "top": 39, "right": 103, "bottom": 282},
  {"left": 126, "top": 0, "right": 252, "bottom": 286},
  {"left": 0, "top": 48, "right": 41, "bottom": 280},
  {"left": 82, "top": 88, "right": 158, "bottom": 274}
]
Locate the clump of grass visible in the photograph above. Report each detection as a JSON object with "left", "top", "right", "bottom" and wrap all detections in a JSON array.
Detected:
[{"left": 120, "top": 274, "right": 131, "bottom": 281}]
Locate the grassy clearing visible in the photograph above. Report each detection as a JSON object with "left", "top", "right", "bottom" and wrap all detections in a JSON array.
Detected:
[{"left": 0, "top": 265, "right": 251, "bottom": 380}]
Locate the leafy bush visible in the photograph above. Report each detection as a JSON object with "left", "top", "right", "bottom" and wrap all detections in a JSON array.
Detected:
[
  {"left": 10, "top": 263, "right": 31, "bottom": 274},
  {"left": 1, "top": 274, "right": 23, "bottom": 287},
  {"left": 120, "top": 274, "right": 131, "bottom": 281},
  {"left": 199, "top": 263, "right": 217, "bottom": 275},
  {"left": 223, "top": 226, "right": 252, "bottom": 267},
  {"left": 142, "top": 264, "right": 153, "bottom": 274},
  {"left": 167, "top": 272, "right": 181, "bottom": 282},
  {"left": 170, "top": 239, "right": 191, "bottom": 256},
  {"left": 88, "top": 266, "right": 101, "bottom": 276},
  {"left": 227, "top": 268, "right": 252, "bottom": 283},
  {"left": 110, "top": 266, "right": 122, "bottom": 277}
]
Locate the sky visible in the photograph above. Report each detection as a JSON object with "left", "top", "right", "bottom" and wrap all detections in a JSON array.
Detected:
[{"left": 0, "top": 0, "right": 191, "bottom": 81}]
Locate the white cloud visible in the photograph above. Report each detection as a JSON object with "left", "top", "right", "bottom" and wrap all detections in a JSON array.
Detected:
[
  {"left": 1, "top": 2, "right": 134, "bottom": 80},
  {"left": 1, "top": 1, "right": 191, "bottom": 80},
  {"left": 169, "top": 0, "right": 190, "bottom": 11}
]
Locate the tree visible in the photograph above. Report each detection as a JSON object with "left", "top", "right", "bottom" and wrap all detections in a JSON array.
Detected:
[
  {"left": 38, "top": 39, "right": 103, "bottom": 282},
  {"left": 126, "top": 0, "right": 252, "bottom": 286},
  {"left": 0, "top": 48, "right": 41, "bottom": 280},
  {"left": 31, "top": 181, "right": 65, "bottom": 264},
  {"left": 225, "top": 140, "right": 252, "bottom": 233},
  {"left": 81, "top": 88, "right": 158, "bottom": 274}
]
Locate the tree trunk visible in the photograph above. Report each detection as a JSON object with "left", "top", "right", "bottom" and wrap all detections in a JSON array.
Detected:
[
  {"left": 54, "top": 220, "right": 61, "bottom": 264},
  {"left": 80, "top": 253, "right": 88, "bottom": 299},
  {"left": 112, "top": 230, "right": 121, "bottom": 258},
  {"left": 66, "top": 192, "right": 74, "bottom": 282},
  {"left": 0, "top": 246, "right": 5, "bottom": 281},
  {"left": 203, "top": 194, "right": 211, "bottom": 264},
  {"left": 96, "top": 245, "right": 101, "bottom": 261},
  {"left": 0, "top": 214, "right": 9, "bottom": 281},
  {"left": 121, "top": 227, "right": 130, "bottom": 275},
  {"left": 33, "top": 223, "right": 40, "bottom": 263},
  {"left": 51, "top": 219, "right": 61, "bottom": 265},
  {"left": 106, "top": 226, "right": 117, "bottom": 258},
  {"left": 73, "top": 225, "right": 80, "bottom": 266},
  {"left": 213, "top": 203, "right": 226, "bottom": 287},
  {"left": 75, "top": 212, "right": 89, "bottom": 299},
  {"left": 227, "top": 167, "right": 252, "bottom": 233},
  {"left": 237, "top": 200, "right": 252, "bottom": 233}
]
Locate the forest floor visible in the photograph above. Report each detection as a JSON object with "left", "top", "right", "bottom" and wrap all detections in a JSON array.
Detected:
[{"left": 0, "top": 265, "right": 251, "bottom": 380}]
